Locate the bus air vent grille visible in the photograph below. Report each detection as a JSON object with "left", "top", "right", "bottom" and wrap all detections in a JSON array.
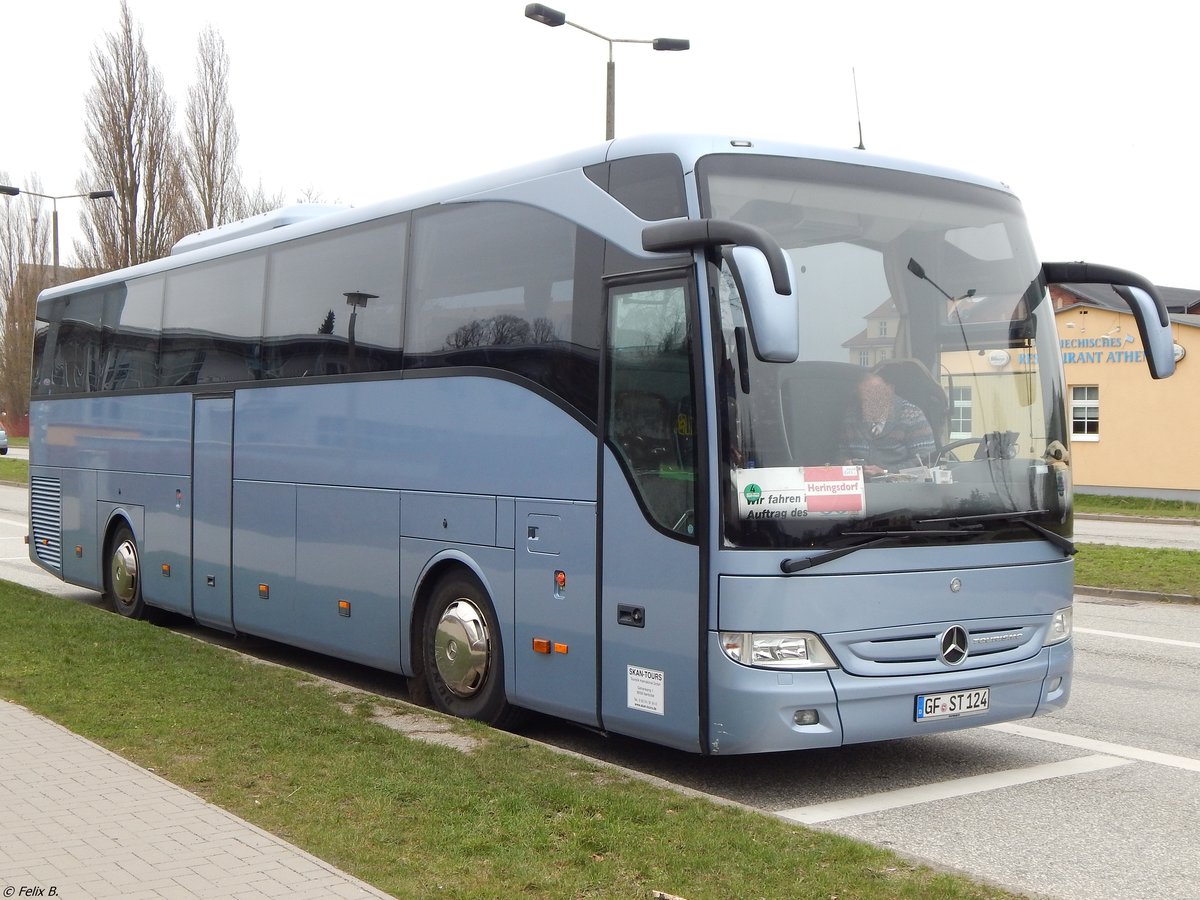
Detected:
[{"left": 30, "top": 476, "right": 63, "bottom": 571}]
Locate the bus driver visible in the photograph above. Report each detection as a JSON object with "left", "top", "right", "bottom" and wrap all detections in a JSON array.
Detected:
[{"left": 842, "top": 370, "right": 936, "bottom": 477}]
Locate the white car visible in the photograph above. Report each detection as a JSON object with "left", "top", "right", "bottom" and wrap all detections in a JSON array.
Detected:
[{"left": 0, "top": 425, "right": 7, "bottom": 455}]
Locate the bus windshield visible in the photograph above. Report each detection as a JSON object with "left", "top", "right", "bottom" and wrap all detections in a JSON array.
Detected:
[{"left": 698, "top": 154, "right": 1070, "bottom": 550}]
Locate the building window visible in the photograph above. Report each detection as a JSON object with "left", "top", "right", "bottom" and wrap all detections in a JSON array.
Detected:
[
  {"left": 878, "top": 319, "right": 888, "bottom": 337},
  {"left": 949, "top": 386, "right": 972, "bottom": 439},
  {"left": 1071, "top": 385, "right": 1100, "bottom": 441},
  {"left": 858, "top": 350, "right": 870, "bottom": 367}
]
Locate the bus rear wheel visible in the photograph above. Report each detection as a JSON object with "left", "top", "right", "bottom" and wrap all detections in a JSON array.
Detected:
[
  {"left": 106, "top": 524, "right": 148, "bottom": 620},
  {"left": 420, "top": 572, "right": 521, "bottom": 728}
]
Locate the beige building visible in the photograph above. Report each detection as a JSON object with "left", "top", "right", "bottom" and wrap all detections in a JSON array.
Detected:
[
  {"left": 838, "top": 284, "right": 1199, "bottom": 501},
  {"left": 1052, "top": 285, "right": 1199, "bottom": 501}
]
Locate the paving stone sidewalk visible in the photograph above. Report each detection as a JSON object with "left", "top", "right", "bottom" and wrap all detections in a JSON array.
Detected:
[{"left": 0, "top": 699, "right": 393, "bottom": 899}]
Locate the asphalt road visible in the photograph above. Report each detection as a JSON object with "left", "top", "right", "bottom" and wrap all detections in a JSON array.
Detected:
[
  {"left": 1, "top": 483, "right": 1197, "bottom": 900},
  {"left": 1075, "top": 515, "right": 1200, "bottom": 551}
]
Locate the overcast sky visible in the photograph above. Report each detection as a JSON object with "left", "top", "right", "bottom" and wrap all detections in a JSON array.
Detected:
[{"left": 4, "top": 1, "right": 1196, "bottom": 287}]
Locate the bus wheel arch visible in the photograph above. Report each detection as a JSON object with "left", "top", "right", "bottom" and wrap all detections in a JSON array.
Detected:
[
  {"left": 104, "top": 518, "right": 148, "bottom": 620},
  {"left": 412, "top": 562, "right": 521, "bottom": 728}
]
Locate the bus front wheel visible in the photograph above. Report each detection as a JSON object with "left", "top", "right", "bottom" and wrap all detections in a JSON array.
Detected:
[
  {"left": 106, "top": 524, "right": 148, "bottom": 620},
  {"left": 420, "top": 572, "right": 520, "bottom": 728}
]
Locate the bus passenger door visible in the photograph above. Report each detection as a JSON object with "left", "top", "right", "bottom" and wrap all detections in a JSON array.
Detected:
[
  {"left": 513, "top": 500, "right": 598, "bottom": 724},
  {"left": 192, "top": 395, "right": 234, "bottom": 630},
  {"left": 599, "top": 277, "right": 703, "bottom": 752}
]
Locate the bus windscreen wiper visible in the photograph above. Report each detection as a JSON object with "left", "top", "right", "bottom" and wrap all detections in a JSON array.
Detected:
[
  {"left": 917, "top": 510, "right": 1076, "bottom": 556},
  {"left": 780, "top": 527, "right": 982, "bottom": 574}
]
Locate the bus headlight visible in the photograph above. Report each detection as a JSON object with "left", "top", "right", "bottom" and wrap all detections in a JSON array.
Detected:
[
  {"left": 1043, "top": 606, "right": 1073, "bottom": 646},
  {"left": 719, "top": 631, "right": 838, "bottom": 670}
]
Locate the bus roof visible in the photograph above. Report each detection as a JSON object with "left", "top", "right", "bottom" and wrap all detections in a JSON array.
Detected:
[{"left": 37, "top": 134, "right": 1016, "bottom": 303}]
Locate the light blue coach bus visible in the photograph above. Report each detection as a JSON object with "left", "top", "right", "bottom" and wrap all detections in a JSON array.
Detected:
[{"left": 28, "top": 135, "right": 1175, "bottom": 754}]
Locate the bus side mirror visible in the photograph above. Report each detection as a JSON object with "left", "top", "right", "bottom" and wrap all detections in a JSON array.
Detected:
[
  {"left": 729, "top": 245, "right": 799, "bottom": 363},
  {"left": 1112, "top": 285, "right": 1175, "bottom": 379},
  {"left": 1042, "top": 262, "right": 1176, "bottom": 379},
  {"left": 641, "top": 217, "right": 800, "bottom": 363}
]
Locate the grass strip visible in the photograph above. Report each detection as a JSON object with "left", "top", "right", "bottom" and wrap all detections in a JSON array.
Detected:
[
  {"left": 1074, "top": 493, "right": 1200, "bottom": 520},
  {"left": 1075, "top": 543, "right": 1200, "bottom": 597},
  {"left": 0, "top": 580, "right": 1014, "bottom": 900},
  {"left": 0, "top": 457, "right": 26, "bottom": 484}
]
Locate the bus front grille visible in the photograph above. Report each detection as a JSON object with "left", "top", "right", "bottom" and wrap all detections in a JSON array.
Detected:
[
  {"left": 827, "top": 620, "right": 1044, "bottom": 676},
  {"left": 30, "top": 476, "right": 63, "bottom": 571}
]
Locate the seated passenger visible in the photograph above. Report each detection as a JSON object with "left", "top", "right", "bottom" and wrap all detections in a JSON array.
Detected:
[{"left": 842, "top": 370, "right": 935, "bottom": 477}]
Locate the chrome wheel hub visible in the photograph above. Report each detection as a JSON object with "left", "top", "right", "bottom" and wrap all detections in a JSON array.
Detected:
[
  {"left": 110, "top": 539, "right": 139, "bottom": 606},
  {"left": 434, "top": 599, "right": 490, "bottom": 698}
]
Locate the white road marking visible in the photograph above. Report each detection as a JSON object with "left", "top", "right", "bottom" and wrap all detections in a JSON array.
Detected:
[
  {"left": 1075, "top": 626, "right": 1200, "bottom": 650},
  {"left": 776, "top": 755, "right": 1130, "bottom": 824},
  {"left": 987, "top": 722, "right": 1200, "bottom": 773}
]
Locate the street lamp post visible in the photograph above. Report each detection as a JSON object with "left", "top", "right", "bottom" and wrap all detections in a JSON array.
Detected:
[
  {"left": 0, "top": 185, "right": 116, "bottom": 275},
  {"left": 524, "top": 4, "right": 689, "bottom": 141}
]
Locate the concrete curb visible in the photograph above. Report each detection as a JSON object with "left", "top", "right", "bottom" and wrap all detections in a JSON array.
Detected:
[
  {"left": 1075, "top": 585, "right": 1200, "bottom": 605},
  {"left": 1075, "top": 513, "right": 1200, "bottom": 526}
]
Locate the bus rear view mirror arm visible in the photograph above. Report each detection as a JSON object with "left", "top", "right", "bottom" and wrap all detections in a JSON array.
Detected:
[
  {"left": 643, "top": 219, "right": 792, "bottom": 295},
  {"left": 643, "top": 218, "right": 799, "bottom": 363},
  {"left": 1042, "top": 261, "right": 1176, "bottom": 379}
]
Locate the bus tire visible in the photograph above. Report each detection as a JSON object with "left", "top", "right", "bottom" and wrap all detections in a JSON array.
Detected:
[
  {"left": 106, "top": 523, "right": 149, "bottom": 620},
  {"left": 420, "top": 571, "right": 521, "bottom": 728}
]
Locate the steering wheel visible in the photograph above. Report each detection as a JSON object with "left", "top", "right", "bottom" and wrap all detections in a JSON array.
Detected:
[{"left": 933, "top": 437, "right": 985, "bottom": 465}]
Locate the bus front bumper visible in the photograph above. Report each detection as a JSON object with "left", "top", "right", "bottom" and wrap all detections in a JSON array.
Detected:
[{"left": 706, "top": 636, "right": 1071, "bottom": 755}]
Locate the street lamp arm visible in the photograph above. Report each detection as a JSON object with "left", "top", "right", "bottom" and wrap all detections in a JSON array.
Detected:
[
  {"left": 0, "top": 186, "right": 116, "bottom": 203},
  {"left": 524, "top": 4, "right": 689, "bottom": 141},
  {"left": 0, "top": 183, "right": 118, "bottom": 274}
]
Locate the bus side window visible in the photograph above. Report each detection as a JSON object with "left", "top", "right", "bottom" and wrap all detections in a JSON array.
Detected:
[
  {"left": 405, "top": 201, "right": 600, "bottom": 422},
  {"left": 607, "top": 281, "right": 697, "bottom": 537}
]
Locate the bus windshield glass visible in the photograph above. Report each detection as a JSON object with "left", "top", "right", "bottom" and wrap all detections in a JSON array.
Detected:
[{"left": 698, "top": 154, "right": 1070, "bottom": 550}]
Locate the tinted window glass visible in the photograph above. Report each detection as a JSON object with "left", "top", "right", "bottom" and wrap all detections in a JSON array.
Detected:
[
  {"left": 33, "top": 288, "right": 109, "bottom": 395},
  {"left": 608, "top": 154, "right": 687, "bottom": 221},
  {"left": 264, "top": 218, "right": 406, "bottom": 379},
  {"left": 162, "top": 252, "right": 266, "bottom": 385},
  {"left": 607, "top": 279, "right": 697, "bottom": 538},
  {"left": 101, "top": 275, "right": 163, "bottom": 390},
  {"left": 586, "top": 154, "right": 687, "bottom": 221},
  {"left": 406, "top": 202, "right": 600, "bottom": 421}
]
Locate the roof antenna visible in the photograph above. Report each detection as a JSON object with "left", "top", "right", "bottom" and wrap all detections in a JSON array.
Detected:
[{"left": 852, "top": 68, "right": 866, "bottom": 150}]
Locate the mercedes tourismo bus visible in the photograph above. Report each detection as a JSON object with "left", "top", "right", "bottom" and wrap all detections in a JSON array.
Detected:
[{"left": 28, "top": 135, "right": 1175, "bottom": 754}]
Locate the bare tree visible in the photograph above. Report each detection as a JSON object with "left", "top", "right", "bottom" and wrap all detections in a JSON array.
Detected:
[
  {"left": 531, "top": 316, "right": 557, "bottom": 343},
  {"left": 183, "top": 27, "right": 243, "bottom": 228},
  {"left": 245, "top": 180, "right": 285, "bottom": 216},
  {"left": 76, "top": 0, "right": 194, "bottom": 270},
  {"left": 0, "top": 178, "right": 52, "bottom": 434}
]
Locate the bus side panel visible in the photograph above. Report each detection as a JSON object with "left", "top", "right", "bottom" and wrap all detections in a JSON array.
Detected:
[
  {"left": 96, "top": 471, "right": 191, "bottom": 615},
  {"left": 599, "top": 453, "right": 703, "bottom": 753},
  {"left": 512, "top": 498, "right": 599, "bottom": 724},
  {"left": 31, "top": 394, "right": 193, "bottom": 601},
  {"left": 233, "top": 379, "right": 597, "bottom": 501},
  {"left": 293, "top": 485, "right": 402, "bottom": 671},
  {"left": 32, "top": 394, "right": 192, "bottom": 475},
  {"left": 231, "top": 480, "right": 297, "bottom": 641},
  {"left": 398, "top": 539, "right": 515, "bottom": 682},
  {"left": 192, "top": 397, "right": 233, "bottom": 629},
  {"left": 139, "top": 474, "right": 193, "bottom": 615},
  {"left": 58, "top": 467, "right": 99, "bottom": 590}
]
